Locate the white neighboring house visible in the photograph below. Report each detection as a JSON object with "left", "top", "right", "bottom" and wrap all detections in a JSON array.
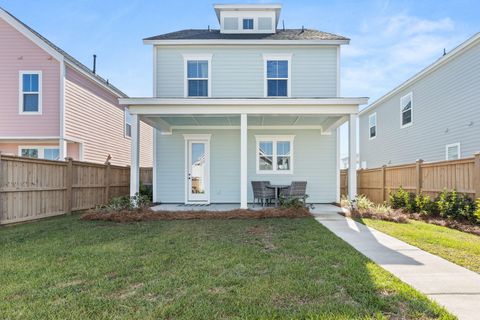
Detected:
[
  {"left": 120, "top": 3, "right": 368, "bottom": 207},
  {"left": 359, "top": 33, "right": 480, "bottom": 168}
]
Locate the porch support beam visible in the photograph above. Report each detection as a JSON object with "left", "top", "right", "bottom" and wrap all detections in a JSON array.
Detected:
[
  {"left": 348, "top": 113, "right": 357, "bottom": 200},
  {"left": 321, "top": 116, "right": 348, "bottom": 135},
  {"left": 130, "top": 114, "right": 140, "bottom": 198},
  {"left": 240, "top": 113, "right": 248, "bottom": 209}
]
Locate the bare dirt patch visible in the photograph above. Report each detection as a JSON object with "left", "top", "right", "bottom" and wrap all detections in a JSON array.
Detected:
[{"left": 81, "top": 207, "right": 310, "bottom": 223}]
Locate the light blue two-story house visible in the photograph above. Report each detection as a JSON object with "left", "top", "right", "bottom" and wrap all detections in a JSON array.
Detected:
[
  {"left": 359, "top": 33, "right": 480, "bottom": 168},
  {"left": 121, "top": 3, "right": 368, "bottom": 208}
]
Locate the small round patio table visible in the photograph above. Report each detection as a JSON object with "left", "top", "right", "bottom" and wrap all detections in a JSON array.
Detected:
[{"left": 266, "top": 184, "right": 290, "bottom": 207}]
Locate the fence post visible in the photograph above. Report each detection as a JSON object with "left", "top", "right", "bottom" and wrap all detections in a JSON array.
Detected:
[
  {"left": 381, "top": 165, "right": 386, "bottom": 202},
  {"left": 474, "top": 153, "right": 480, "bottom": 199},
  {"left": 65, "top": 157, "right": 73, "bottom": 215},
  {"left": 105, "top": 162, "right": 111, "bottom": 203},
  {"left": 416, "top": 159, "right": 423, "bottom": 194}
]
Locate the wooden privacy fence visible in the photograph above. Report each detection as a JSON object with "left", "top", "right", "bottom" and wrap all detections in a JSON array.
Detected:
[
  {"left": 341, "top": 154, "right": 480, "bottom": 203},
  {"left": 0, "top": 153, "right": 152, "bottom": 225}
]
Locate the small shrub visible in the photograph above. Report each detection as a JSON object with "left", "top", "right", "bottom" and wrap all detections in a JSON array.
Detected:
[
  {"left": 389, "top": 187, "right": 417, "bottom": 213},
  {"left": 435, "top": 189, "right": 475, "bottom": 221},
  {"left": 474, "top": 199, "right": 480, "bottom": 223},
  {"left": 139, "top": 182, "right": 153, "bottom": 202},
  {"left": 280, "top": 195, "right": 311, "bottom": 210},
  {"left": 100, "top": 193, "right": 152, "bottom": 213},
  {"left": 414, "top": 194, "right": 437, "bottom": 216}
]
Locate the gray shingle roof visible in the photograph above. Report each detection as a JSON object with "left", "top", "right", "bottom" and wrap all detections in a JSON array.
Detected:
[
  {"left": 1, "top": 7, "right": 127, "bottom": 97},
  {"left": 144, "top": 29, "right": 349, "bottom": 41}
]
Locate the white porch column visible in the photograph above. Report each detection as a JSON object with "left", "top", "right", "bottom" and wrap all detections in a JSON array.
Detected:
[
  {"left": 130, "top": 114, "right": 140, "bottom": 197},
  {"left": 348, "top": 113, "right": 357, "bottom": 200},
  {"left": 240, "top": 113, "right": 248, "bottom": 209}
]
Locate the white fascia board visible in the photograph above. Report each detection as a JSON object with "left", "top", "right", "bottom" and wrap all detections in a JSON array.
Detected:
[
  {"left": 0, "top": 9, "right": 64, "bottom": 62},
  {"left": 119, "top": 97, "right": 368, "bottom": 106},
  {"left": 359, "top": 32, "right": 480, "bottom": 116},
  {"left": 143, "top": 39, "right": 350, "bottom": 46},
  {"left": 126, "top": 104, "right": 360, "bottom": 116}
]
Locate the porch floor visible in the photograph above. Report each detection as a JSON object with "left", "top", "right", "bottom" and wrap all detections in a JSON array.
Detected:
[{"left": 151, "top": 203, "right": 339, "bottom": 212}]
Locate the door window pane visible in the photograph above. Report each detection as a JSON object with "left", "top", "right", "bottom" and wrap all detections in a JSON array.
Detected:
[{"left": 191, "top": 143, "right": 206, "bottom": 194}]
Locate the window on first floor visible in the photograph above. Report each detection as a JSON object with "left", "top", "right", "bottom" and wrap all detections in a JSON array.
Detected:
[
  {"left": 19, "top": 146, "right": 60, "bottom": 160},
  {"left": 20, "top": 71, "right": 42, "bottom": 114},
  {"left": 400, "top": 92, "right": 413, "bottom": 128},
  {"left": 369, "top": 112, "right": 377, "bottom": 139},
  {"left": 125, "top": 109, "right": 132, "bottom": 138},
  {"left": 256, "top": 135, "right": 294, "bottom": 174},
  {"left": 446, "top": 143, "right": 460, "bottom": 160}
]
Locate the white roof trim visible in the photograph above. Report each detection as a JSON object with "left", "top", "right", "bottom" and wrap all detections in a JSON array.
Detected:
[
  {"left": 144, "top": 39, "right": 350, "bottom": 46},
  {"left": 120, "top": 97, "right": 368, "bottom": 106},
  {"left": 360, "top": 32, "right": 480, "bottom": 116}
]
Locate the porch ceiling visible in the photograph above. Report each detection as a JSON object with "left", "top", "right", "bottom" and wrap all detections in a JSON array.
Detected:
[{"left": 142, "top": 114, "right": 347, "bottom": 134}]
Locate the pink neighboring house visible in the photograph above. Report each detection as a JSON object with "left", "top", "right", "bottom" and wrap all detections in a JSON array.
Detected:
[{"left": 0, "top": 8, "right": 153, "bottom": 167}]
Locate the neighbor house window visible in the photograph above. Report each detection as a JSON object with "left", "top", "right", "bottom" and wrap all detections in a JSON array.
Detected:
[
  {"left": 19, "top": 146, "right": 60, "bottom": 160},
  {"left": 243, "top": 18, "right": 254, "bottom": 30},
  {"left": 19, "top": 71, "right": 42, "bottom": 114},
  {"left": 400, "top": 92, "right": 413, "bottom": 127},
  {"left": 369, "top": 113, "right": 377, "bottom": 139},
  {"left": 187, "top": 60, "right": 209, "bottom": 97},
  {"left": 446, "top": 143, "right": 460, "bottom": 160},
  {"left": 256, "top": 135, "right": 294, "bottom": 174},
  {"left": 125, "top": 109, "right": 132, "bottom": 138}
]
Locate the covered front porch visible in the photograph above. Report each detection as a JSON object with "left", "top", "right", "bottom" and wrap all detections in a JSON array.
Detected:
[{"left": 120, "top": 98, "right": 366, "bottom": 208}]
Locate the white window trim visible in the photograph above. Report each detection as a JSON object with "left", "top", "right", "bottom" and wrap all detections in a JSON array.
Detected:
[
  {"left": 368, "top": 112, "right": 377, "bottom": 140},
  {"left": 445, "top": 142, "right": 461, "bottom": 160},
  {"left": 18, "top": 145, "right": 60, "bottom": 160},
  {"left": 124, "top": 108, "right": 132, "bottom": 139},
  {"left": 19, "top": 70, "right": 42, "bottom": 115},
  {"left": 400, "top": 92, "right": 413, "bottom": 128},
  {"left": 255, "top": 135, "right": 295, "bottom": 174},
  {"left": 263, "top": 54, "right": 292, "bottom": 98},
  {"left": 183, "top": 54, "right": 212, "bottom": 98}
]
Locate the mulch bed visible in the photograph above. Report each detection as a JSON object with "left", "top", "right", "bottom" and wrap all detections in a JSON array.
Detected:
[
  {"left": 341, "top": 207, "right": 480, "bottom": 236},
  {"left": 81, "top": 207, "right": 310, "bottom": 223}
]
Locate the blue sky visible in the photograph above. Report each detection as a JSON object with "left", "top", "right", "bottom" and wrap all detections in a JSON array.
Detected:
[{"left": 1, "top": 0, "right": 478, "bottom": 156}]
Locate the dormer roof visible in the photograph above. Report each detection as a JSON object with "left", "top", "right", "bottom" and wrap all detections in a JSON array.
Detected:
[{"left": 213, "top": 3, "right": 282, "bottom": 27}]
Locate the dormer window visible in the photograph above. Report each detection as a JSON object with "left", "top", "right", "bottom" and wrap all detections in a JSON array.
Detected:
[{"left": 243, "top": 19, "right": 254, "bottom": 30}]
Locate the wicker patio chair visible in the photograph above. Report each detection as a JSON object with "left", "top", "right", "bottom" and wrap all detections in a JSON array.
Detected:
[
  {"left": 251, "top": 181, "right": 275, "bottom": 207},
  {"left": 280, "top": 181, "right": 307, "bottom": 202}
]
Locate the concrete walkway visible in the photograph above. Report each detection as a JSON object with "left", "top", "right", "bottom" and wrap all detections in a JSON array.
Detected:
[{"left": 311, "top": 205, "right": 480, "bottom": 320}]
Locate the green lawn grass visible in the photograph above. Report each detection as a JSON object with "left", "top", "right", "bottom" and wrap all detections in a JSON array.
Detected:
[
  {"left": 363, "top": 218, "right": 480, "bottom": 273},
  {"left": 0, "top": 215, "right": 453, "bottom": 319}
]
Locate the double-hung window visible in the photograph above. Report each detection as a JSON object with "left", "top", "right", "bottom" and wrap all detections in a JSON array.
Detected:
[
  {"left": 20, "top": 71, "right": 42, "bottom": 114},
  {"left": 19, "top": 146, "right": 60, "bottom": 160},
  {"left": 187, "top": 60, "right": 209, "bottom": 97},
  {"left": 256, "top": 136, "right": 294, "bottom": 174},
  {"left": 400, "top": 92, "right": 413, "bottom": 127},
  {"left": 369, "top": 113, "right": 377, "bottom": 139},
  {"left": 266, "top": 60, "right": 289, "bottom": 97},
  {"left": 125, "top": 109, "right": 132, "bottom": 138}
]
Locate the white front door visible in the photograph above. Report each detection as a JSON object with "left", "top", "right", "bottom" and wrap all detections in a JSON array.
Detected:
[{"left": 186, "top": 139, "right": 210, "bottom": 203}]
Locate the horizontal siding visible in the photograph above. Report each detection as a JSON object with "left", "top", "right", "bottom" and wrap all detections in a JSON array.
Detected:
[
  {"left": 360, "top": 40, "right": 480, "bottom": 168},
  {"left": 155, "top": 128, "right": 337, "bottom": 203},
  {"left": 64, "top": 66, "right": 153, "bottom": 167},
  {"left": 155, "top": 45, "right": 338, "bottom": 98},
  {"left": 0, "top": 17, "right": 60, "bottom": 137}
]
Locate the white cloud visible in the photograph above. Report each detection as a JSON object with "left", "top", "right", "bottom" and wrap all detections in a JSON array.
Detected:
[{"left": 341, "top": 13, "right": 464, "bottom": 102}]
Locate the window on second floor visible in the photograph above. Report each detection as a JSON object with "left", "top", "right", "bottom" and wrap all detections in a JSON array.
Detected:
[
  {"left": 446, "top": 143, "right": 460, "bottom": 160},
  {"left": 369, "top": 113, "right": 377, "bottom": 139},
  {"left": 20, "top": 71, "right": 42, "bottom": 114},
  {"left": 266, "top": 59, "right": 289, "bottom": 97},
  {"left": 243, "top": 18, "right": 254, "bottom": 30},
  {"left": 187, "top": 60, "right": 209, "bottom": 97},
  {"left": 125, "top": 109, "right": 132, "bottom": 138},
  {"left": 400, "top": 92, "right": 413, "bottom": 128}
]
